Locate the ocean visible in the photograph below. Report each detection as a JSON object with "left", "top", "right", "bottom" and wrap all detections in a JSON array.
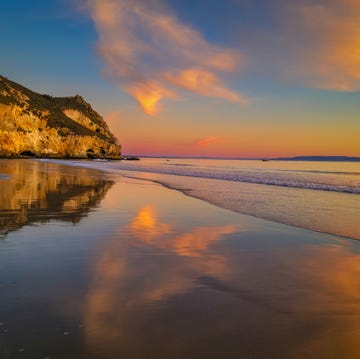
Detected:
[{"left": 54, "top": 157, "right": 360, "bottom": 240}]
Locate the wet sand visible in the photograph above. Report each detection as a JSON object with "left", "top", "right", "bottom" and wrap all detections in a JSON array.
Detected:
[{"left": 1, "top": 160, "right": 360, "bottom": 358}]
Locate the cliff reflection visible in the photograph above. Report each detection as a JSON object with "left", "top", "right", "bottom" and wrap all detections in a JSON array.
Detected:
[{"left": 0, "top": 160, "right": 113, "bottom": 237}]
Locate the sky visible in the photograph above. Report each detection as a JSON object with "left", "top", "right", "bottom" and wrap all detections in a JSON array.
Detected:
[{"left": 0, "top": 0, "right": 359, "bottom": 158}]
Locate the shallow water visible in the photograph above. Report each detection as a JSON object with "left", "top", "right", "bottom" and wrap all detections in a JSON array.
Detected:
[
  {"left": 2, "top": 160, "right": 360, "bottom": 358},
  {"left": 99, "top": 157, "right": 360, "bottom": 194},
  {"left": 51, "top": 158, "right": 360, "bottom": 240}
]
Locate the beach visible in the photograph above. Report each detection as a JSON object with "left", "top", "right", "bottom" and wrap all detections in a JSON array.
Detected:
[
  {"left": 51, "top": 157, "right": 360, "bottom": 240},
  {"left": 1, "top": 159, "right": 360, "bottom": 358}
]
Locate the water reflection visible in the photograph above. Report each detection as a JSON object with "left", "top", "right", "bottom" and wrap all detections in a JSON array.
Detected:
[
  {"left": 3, "top": 164, "right": 360, "bottom": 358},
  {"left": 130, "top": 205, "right": 172, "bottom": 242},
  {"left": 82, "top": 187, "right": 360, "bottom": 358},
  {"left": 0, "top": 160, "right": 113, "bottom": 237},
  {"left": 84, "top": 203, "right": 236, "bottom": 355},
  {"left": 130, "top": 205, "right": 235, "bottom": 257}
]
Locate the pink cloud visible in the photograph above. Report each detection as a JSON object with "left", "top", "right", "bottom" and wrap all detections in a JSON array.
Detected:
[
  {"left": 278, "top": 0, "right": 360, "bottom": 91},
  {"left": 86, "top": 0, "right": 246, "bottom": 115},
  {"left": 195, "top": 136, "right": 233, "bottom": 147}
]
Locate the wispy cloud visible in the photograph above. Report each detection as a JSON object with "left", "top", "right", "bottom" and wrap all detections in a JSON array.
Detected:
[
  {"left": 225, "top": 0, "right": 360, "bottom": 92},
  {"left": 165, "top": 69, "right": 247, "bottom": 104},
  {"left": 195, "top": 136, "right": 228, "bottom": 147},
  {"left": 279, "top": 0, "right": 360, "bottom": 91},
  {"left": 86, "top": 0, "right": 246, "bottom": 115},
  {"left": 176, "top": 136, "right": 233, "bottom": 147},
  {"left": 86, "top": 0, "right": 360, "bottom": 114}
]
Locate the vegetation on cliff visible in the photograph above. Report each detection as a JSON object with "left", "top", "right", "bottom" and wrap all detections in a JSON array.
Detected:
[{"left": 0, "top": 75, "right": 121, "bottom": 159}]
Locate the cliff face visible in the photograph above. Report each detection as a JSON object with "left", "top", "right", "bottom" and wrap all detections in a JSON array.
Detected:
[{"left": 0, "top": 75, "right": 121, "bottom": 159}]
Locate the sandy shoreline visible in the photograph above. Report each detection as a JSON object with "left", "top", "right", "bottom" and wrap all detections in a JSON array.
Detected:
[
  {"left": 1, "top": 159, "right": 360, "bottom": 358},
  {"left": 34, "top": 158, "right": 360, "bottom": 241}
]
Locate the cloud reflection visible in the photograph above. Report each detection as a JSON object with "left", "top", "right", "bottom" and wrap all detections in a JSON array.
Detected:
[
  {"left": 83, "top": 204, "right": 235, "bottom": 350},
  {"left": 130, "top": 205, "right": 171, "bottom": 242},
  {"left": 82, "top": 196, "right": 360, "bottom": 357}
]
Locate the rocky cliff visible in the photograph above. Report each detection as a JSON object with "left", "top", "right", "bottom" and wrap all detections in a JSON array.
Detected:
[{"left": 0, "top": 75, "right": 121, "bottom": 159}]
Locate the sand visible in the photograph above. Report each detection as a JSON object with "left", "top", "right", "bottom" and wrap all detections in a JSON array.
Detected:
[{"left": 1, "top": 159, "right": 360, "bottom": 358}]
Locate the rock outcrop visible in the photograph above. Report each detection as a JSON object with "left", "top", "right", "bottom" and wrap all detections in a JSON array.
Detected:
[{"left": 0, "top": 75, "right": 121, "bottom": 159}]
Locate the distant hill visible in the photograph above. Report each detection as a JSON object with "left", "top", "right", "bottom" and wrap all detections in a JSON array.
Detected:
[
  {"left": 0, "top": 75, "right": 121, "bottom": 159},
  {"left": 273, "top": 156, "right": 360, "bottom": 162}
]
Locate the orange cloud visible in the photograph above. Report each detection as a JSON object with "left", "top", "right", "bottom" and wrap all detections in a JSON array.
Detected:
[
  {"left": 166, "top": 69, "right": 247, "bottom": 104},
  {"left": 125, "top": 81, "right": 174, "bottom": 116},
  {"left": 281, "top": 0, "right": 360, "bottom": 91},
  {"left": 86, "top": 0, "right": 245, "bottom": 115}
]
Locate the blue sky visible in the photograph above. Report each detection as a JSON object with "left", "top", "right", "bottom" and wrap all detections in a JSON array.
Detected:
[{"left": 1, "top": 0, "right": 359, "bottom": 157}]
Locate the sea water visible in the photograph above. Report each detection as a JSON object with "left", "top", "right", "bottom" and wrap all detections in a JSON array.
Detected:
[{"left": 46, "top": 158, "right": 360, "bottom": 240}]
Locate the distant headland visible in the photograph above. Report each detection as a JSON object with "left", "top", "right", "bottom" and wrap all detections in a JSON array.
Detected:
[
  {"left": 272, "top": 156, "right": 360, "bottom": 162},
  {"left": 0, "top": 75, "right": 121, "bottom": 159}
]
